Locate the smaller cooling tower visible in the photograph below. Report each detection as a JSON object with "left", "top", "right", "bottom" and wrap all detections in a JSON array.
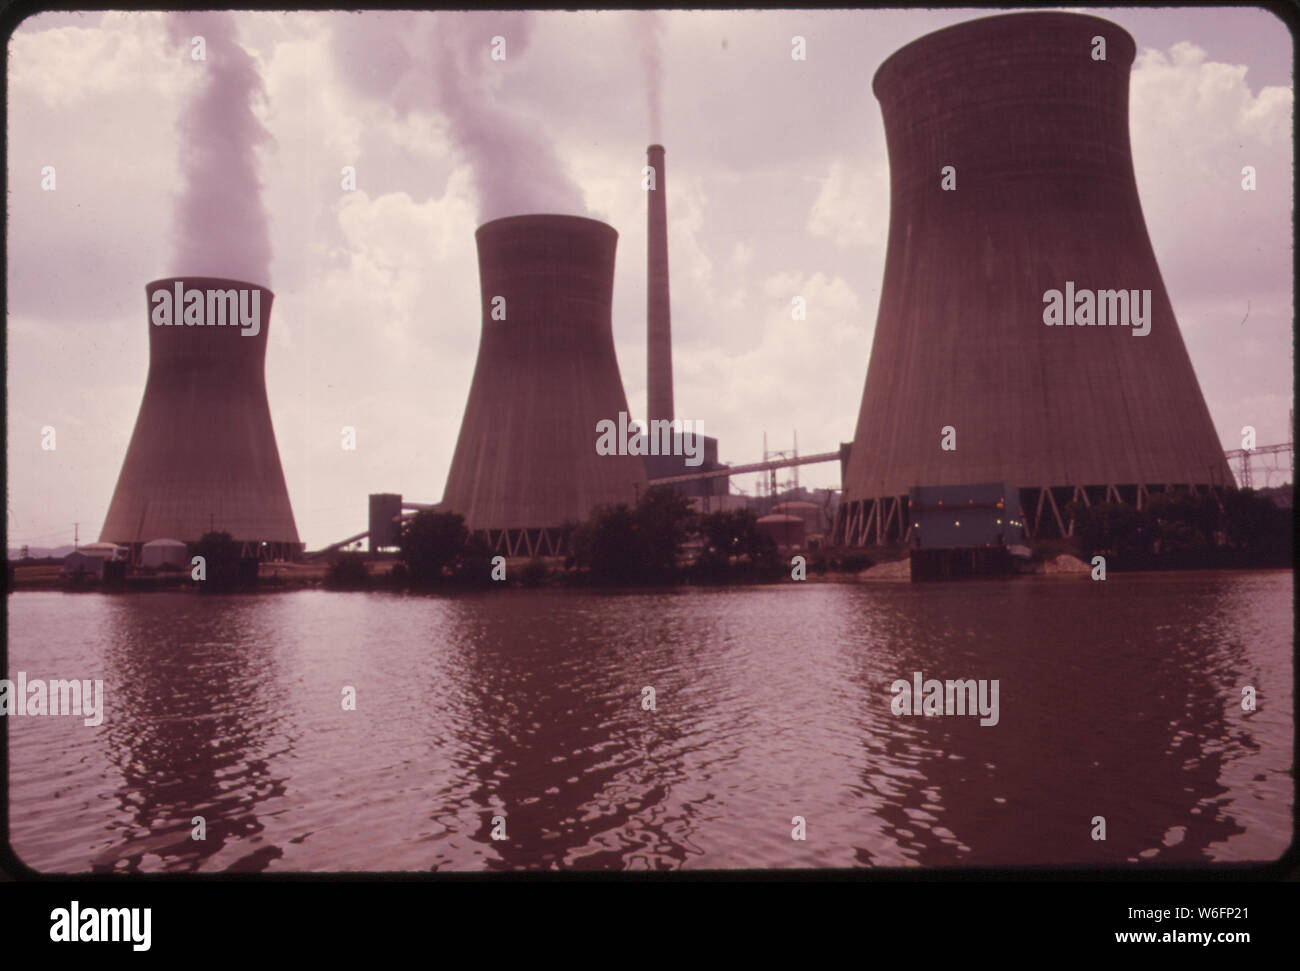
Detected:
[
  {"left": 440, "top": 215, "right": 648, "bottom": 556},
  {"left": 100, "top": 277, "right": 300, "bottom": 559}
]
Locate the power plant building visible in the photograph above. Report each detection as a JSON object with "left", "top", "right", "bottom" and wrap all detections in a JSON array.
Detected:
[
  {"left": 100, "top": 277, "right": 302, "bottom": 559},
  {"left": 837, "top": 12, "right": 1233, "bottom": 546},
  {"left": 440, "top": 215, "right": 648, "bottom": 555}
]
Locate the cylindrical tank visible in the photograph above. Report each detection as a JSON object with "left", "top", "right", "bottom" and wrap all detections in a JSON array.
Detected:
[
  {"left": 441, "top": 215, "right": 648, "bottom": 554},
  {"left": 368, "top": 493, "right": 404, "bottom": 551},
  {"left": 771, "top": 500, "right": 821, "bottom": 536},
  {"left": 839, "top": 12, "right": 1233, "bottom": 545},
  {"left": 100, "top": 277, "right": 300, "bottom": 557},
  {"left": 756, "top": 514, "right": 805, "bottom": 550}
]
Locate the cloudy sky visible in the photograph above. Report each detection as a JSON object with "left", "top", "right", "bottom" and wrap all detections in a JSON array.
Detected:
[{"left": 6, "top": 8, "right": 1292, "bottom": 551}]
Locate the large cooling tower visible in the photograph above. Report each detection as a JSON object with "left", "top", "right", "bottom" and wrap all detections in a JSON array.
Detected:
[
  {"left": 100, "top": 277, "right": 301, "bottom": 558},
  {"left": 647, "top": 144, "right": 674, "bottom": 423},
  {"left": 838, "top": 12, "right": 1233, "bottom": 545},
  {"left": 441, "top": 214, "right": 648, "bottom": 556}
]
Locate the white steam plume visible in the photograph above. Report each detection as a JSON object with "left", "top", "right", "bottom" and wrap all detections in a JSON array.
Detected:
[
  {"left": 331, "top": 12, "right": 587, "bottom": 222},
  {"left": 430, "top": 13, "right": 586, "bottom": 221},
  {"left": 166, "top": 12, "right": 273, "bottom": 284},
  {"left": 637, "top": 11, "right": 664, "bottom": 143}
]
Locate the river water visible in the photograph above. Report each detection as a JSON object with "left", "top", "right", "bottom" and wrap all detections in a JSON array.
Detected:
[{"left": 5, "top": 571, "right": 1292, "bottom": 871}]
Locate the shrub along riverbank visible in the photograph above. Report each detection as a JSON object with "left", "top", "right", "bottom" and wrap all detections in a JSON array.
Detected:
[
  {"left": 326, "top": 487, "right": 876, "bottom": 591},
  {"left": 11, "top": 487, "right": 1286, "bottom": 593},
  {"left": 326, "top": 485, "right": 1290, "bottom": 591},
  {"left": 1063, "top": 488, "right": 1292, "bottom": 570}
]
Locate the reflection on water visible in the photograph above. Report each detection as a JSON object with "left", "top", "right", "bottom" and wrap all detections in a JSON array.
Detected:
[{"left": 6, "top": 571, "right": 1292, "bottom": 871}]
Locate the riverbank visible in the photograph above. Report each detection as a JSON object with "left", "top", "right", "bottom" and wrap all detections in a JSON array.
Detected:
[
  {"left": 10, "top": 551, "right": 1291, "bottom": 593},
  {"left": 7, "top": 559, "right": 347, "bottom": 592}
]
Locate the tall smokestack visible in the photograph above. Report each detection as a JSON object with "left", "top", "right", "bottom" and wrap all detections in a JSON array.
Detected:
[
  {"left": 646, "top": 144, "right": 673, "bottom": 423},
  {"left": 838, "top": 12, "right": 1233, "bottom": 546},
  {"left": 441, "top": 215, "right": 648, "bottom": 556},
  {"left": 100, "top": 278, "right": 301, "bottom": 558}
]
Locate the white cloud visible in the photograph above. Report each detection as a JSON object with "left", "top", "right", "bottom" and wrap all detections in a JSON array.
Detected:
[
  {"left": 1128, "top": 41, "right": 1293, "bottom": 449},
  {"left": 806, "top": 159, "right": 889, "bottom": 250}
]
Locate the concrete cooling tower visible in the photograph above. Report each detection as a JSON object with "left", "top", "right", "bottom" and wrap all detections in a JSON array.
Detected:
[
  {"left": 837, "top": 12, "right": 1233, "bottom": 546},
  {"left": 440, "top": 214, "right": 648, "bottom": 555},
  {"left": 100, "top": 277, "right": 301, "bottom": 559}
]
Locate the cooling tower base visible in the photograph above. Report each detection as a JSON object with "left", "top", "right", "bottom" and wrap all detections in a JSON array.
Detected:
[
  {"left": 112, "top": 538, "right": 302, "bottom": 565},
  {"left": 479, "top": 527, "right": 568, "bottom": 558},
  {"left": 835, "top": 482, "right": 1232, "bottom": 546}
]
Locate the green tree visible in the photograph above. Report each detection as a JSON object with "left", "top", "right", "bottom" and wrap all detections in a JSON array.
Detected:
[
  {"left": 1222, "top": 489, "right": 1292, "bottom": 561},
  {"left": 635, "top": 486, "right": 695, "bottom": 582},
  {"left": 699, "top": 508, "right": 749, "bottom": 557},
  {"left": 698, "top": 508, "right": 778, "bottom": 570},
  {"left": 452, "top": 531, "right": 495, "bottom": 587},
  {"left": 1065, "top": 501, "right": 1145, "bottom": 557},
  {"left": 1142, "top": 492, "right": 1214, "bottom": 555},
  {"left": 325, "top": 552, "right": 370, "bottom": 590},
  {"left": 570, "top": 504, "right": 642, "bottom": 585},
  {"left": 567, "top": 487, "right": 695, "bottom": 585},
  {"left": 401, "top": 510, "right": 469, "bottom": 587}
]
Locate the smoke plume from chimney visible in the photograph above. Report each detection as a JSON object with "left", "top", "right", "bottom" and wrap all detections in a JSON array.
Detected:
[
  {"left": 637, "top": 12, "right": 664, "bottom": 142},
  {"left": 166, "top": 12, "right": 273, "bottom": 284}
]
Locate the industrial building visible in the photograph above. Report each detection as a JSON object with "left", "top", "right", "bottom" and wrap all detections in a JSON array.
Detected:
[
  {"left": 139, "top": 538, "right": 189, "bottom": 570},
  {"left": 440, "top": 214, "right": 648, "bottom": 556},
  {"left": 908, "top": 483, "right": 1030, "bottom": 579},
  {"left": 755, "top": 514, "right": 804, "bottom": 550},
  {"left": 837, "top": 12, "right": 1233, "bottom": 547},
  {"left": 642, "top": 433, "right": 729, "bottom": 499},
  {"left": 100, "top": 277, "right": 302, "bottom": 560}
]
